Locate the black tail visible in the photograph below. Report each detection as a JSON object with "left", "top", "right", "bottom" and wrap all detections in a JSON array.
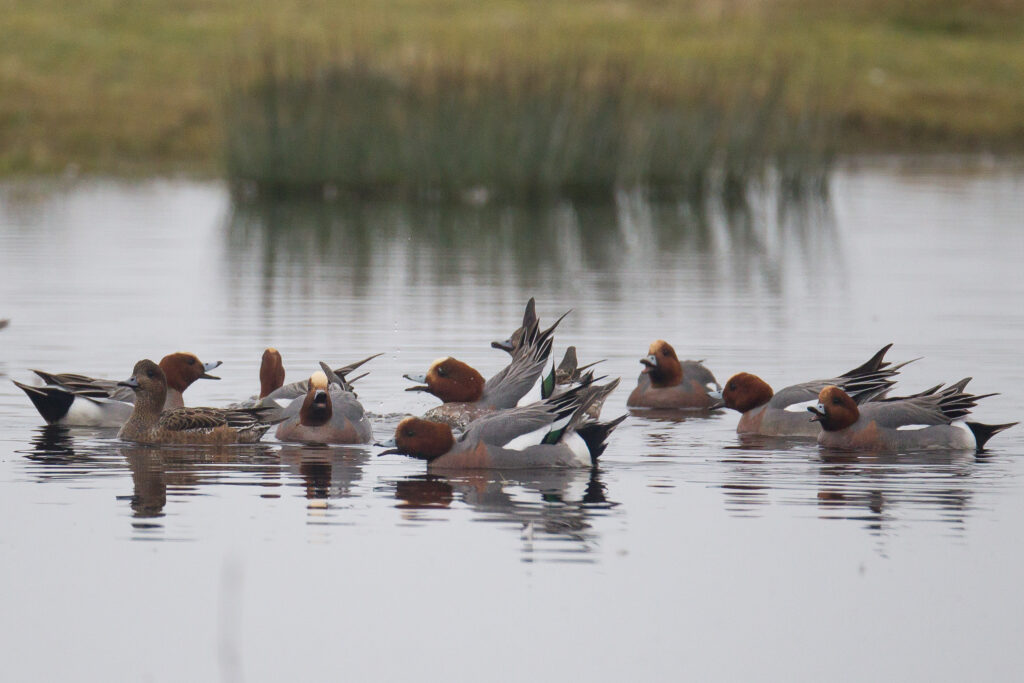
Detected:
[
  {"left": 575, "top": 415, "right": 628, "bottom": 465},
  {"left": 13, "top": 380, "right": 74, "bottom": 424},
  {"left": 966, "top": 421, "right": 1018, "bottom": 451}
]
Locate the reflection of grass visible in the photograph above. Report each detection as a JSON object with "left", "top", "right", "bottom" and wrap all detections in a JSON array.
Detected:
[
  {"left": 1, "top": 0, "right": 1022, "bottom": 176},
  {"left": 225, "top": 55, "right": 833, "bottom": 201}
]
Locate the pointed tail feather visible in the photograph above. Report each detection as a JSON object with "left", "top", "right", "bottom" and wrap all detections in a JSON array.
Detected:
[
  {"left": 840, "top": 344, "right": 893, "bottom": 378},
  {"left": 966, "top": 421, "right": 1017, "bottom": 451}
]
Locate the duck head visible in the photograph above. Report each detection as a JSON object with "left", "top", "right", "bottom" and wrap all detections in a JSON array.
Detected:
[
  {"left": 640, "top": 340, "right": 683, "bottom": 388},
  {"left": 722, "top": 372, "right": 774, "bottom": 413},
  {"left": 491, "top": 298, "right": 537, "bottom": 355},
  {"left": 118, "top": 359, "right": 168, "bottom": 408},
  {"left": 299, "top": 370, "right": 333, "bottom": 427},
  {"left": 808, "top": 385, "right": 860, "bottom": 431},
  {"left": 377, "top": 417, "right": 455, "bottom": 461},
  {"left": 158, "top": 352, "right": 221, "bottom": 393},
  {"left": 259, "top": 348, "right": 285, "bottom": 398},
  {"left": 404, "top": 357, "right": 485, "bottom": 403}
]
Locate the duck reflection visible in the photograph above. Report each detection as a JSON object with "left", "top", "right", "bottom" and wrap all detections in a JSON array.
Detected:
[
  {"left": 717, "top": 441, "right": 983, "bottom": 534},
  {"left": 21, "top": 425, "right": 122, "bottom": 475},
  {"left": 813, "top": 448, "right": 978, "bottom": 533},
  {"left": 392, "top": 468, "right": 617, "bottom": 562},
  {"left": 120, "top": 444, "right": 281, "bottom": 520},
  {"left": 276, "top": 444, "right": 371, "bottom": 500}
]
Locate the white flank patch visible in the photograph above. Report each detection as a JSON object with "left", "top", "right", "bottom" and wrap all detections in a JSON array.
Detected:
[
  {"left": 503, "top": 414, "right": 573, "bottom": 450},
  {"left": 896, "top": 424, "right": 931, "bottom": 431},
  {"left": 65, "top": 398, "right": 132, "bottom": 427},
  {"left": 563, "top": 432, "right": 592, "bottom": 466},
  {"left": 784, "top": 399, "right": 819, "bottom": 413}
]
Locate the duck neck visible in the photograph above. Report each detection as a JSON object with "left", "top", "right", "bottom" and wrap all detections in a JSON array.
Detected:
[
  {"left": 121, "top": 389, "right": 165, "bottom": 438},
  {"left": 164, "top": 388, "right": 184, "bottom": 410}
]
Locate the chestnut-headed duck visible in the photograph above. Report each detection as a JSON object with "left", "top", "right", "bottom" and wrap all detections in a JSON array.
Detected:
[
  {"left": 275, "top": 369, "right": 373, "bottom": 444},
  {"left": 405, "top": 315, "right": 558, "bottom": 429},
  {"left": 719, "top": 344, "right": 913, "bottom": 438},
  {"left": 117, "top": 359, "right": 277, "bottom": 444},
  {"left": 379, "top": 379, "right": 626, "bottom": 469},
  {"left": 230, "top": 350, "right": 381, "bottom": 409},
  {"left": 14, "top": 352, "right": 222, "bottom": 427},
  {"left": 626, "top": 340, "right": 720, "bottom": 410},
  {"left": 808, "top": 380, "right": 1016, "bottom": 452}
]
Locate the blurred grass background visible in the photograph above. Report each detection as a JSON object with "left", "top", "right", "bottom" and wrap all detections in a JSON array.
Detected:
[{"left": 1, "top": 0, "right": 1022, "bottom": 177}]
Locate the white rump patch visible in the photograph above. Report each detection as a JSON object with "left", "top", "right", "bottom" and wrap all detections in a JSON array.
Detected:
[{"left": 784, "top": 399, "right": 818, "bottom": 413}]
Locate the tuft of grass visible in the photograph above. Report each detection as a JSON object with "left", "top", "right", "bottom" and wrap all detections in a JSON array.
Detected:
[{"left": 224, "top": 52, "right": 836, "bottom": 202}]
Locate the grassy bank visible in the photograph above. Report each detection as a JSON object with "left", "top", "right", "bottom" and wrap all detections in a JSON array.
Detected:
[{"left": 1, "top": 0, "right": 1022, "bottom": 176}]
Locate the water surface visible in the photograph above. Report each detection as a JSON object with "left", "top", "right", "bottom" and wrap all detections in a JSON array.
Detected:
[{"left": 1, "top": 162, "right": 1022, "bottom": 681}]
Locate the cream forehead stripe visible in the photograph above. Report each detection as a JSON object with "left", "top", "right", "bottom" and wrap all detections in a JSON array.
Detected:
[{"left": 310, "top": 371, "right": 328, "bottom": 389}]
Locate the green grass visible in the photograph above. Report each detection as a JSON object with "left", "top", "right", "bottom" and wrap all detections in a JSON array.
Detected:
[
  {"left": 224, "top": 54, "right": 835, "bottom": 201},
  {"left": 0, "top": 0, "right": 1022, "bottom": 177}
]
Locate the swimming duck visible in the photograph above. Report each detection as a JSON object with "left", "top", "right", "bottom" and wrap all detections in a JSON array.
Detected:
[
  {"left": 626, "top": 340, "right": 720, "bottom": 410},
  {"left": 379, "top": 379, "right": 625, "bottom": 469},
  {"left": 117, "top": 359, "right": 277, "bottom": 444},
  {"left": 405, "top": 314, "right": 559, "bottom": 429},
  {"left": 719, "top": 344, "right": 913, "bottom": 438},
  {"left": 275, "top": 368, "right": 373, "bottom": 444},
  {"left": 14, "top": 352, "right": 222, "bottom": 427},
  {"left": 807, "top": 380, "right": 1016, "bottom": 452},
  {"left": 229, "top": 350, "right": 381, "bottom": 409}
]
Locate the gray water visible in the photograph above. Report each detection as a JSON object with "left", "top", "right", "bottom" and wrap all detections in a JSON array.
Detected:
[{"left": 1, "top": 160, "right": 1022, "bottom": 682}]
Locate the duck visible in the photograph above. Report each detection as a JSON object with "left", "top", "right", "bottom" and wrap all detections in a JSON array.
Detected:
[
  {"left": 626, "top": 340, "right": 721, "bottom": 409},
  {"left": 718, "top": 344, "right": 913, "bottom": 438},
  {"left": 491, "top": 298, "right": 538, "bottom": 355},
  {"left": 275, "top": 367, "right": 373, "bottom": 444},
  {"left": 491, "top": 298, "right": 569, "bottom": 358},
  {"left": 807, "top": 380, "right": 1017, "bottom": 452},
  {"left": 404, "top": 313, "right": 560, "bottom": 429},
  {"left": 229, "top": 349, "right": 381, "bottom": 408},
  {"left": 117, "top": 359, "right": 278, "bottom": 445},
  {"left": 379, "top": 379, "right": 626, "bottom": 469},
  {"left": 14, "top": 352, "right": 222, "bottom": 427}
]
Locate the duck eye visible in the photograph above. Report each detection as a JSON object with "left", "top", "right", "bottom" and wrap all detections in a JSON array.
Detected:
[
  {"left": 187, "top": 358, "right": 195, "bottom": 365},
  {"left": 404, "top": 429, "right": 415, "bottom": 437},
  {"left": 727, "top": 383, "right": 735, "bottom": 391},
  {"left": 831, "top": 397, "right": 841, "bottom": 405},
  {"left": 436, "top": 367, "right": 446, "bottom": 377},
  {"left": 146, "top": 370, "right": 155, "bottom": 378}
]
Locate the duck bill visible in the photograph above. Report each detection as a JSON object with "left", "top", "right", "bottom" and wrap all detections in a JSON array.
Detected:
[
  {"left": 807, "top": 405, "right": 826, "bottom": 423},
  {"left": 200, "top": 360, "right": 223, "bottom": 380},
  {"left": 117, "top": 376, "right": 140, "bottom": 389},
  {"left": 640, "top": 355, "right": 658, "bottom": 374},
  {"left": 491, "top": 339, "right": 515, "bottom": 353},
  {"left": 403, "top": 372, "right": 429, "bottom": 392},
  {"left": 376, "top": 437, "right": 401, "bottom": 456}
]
